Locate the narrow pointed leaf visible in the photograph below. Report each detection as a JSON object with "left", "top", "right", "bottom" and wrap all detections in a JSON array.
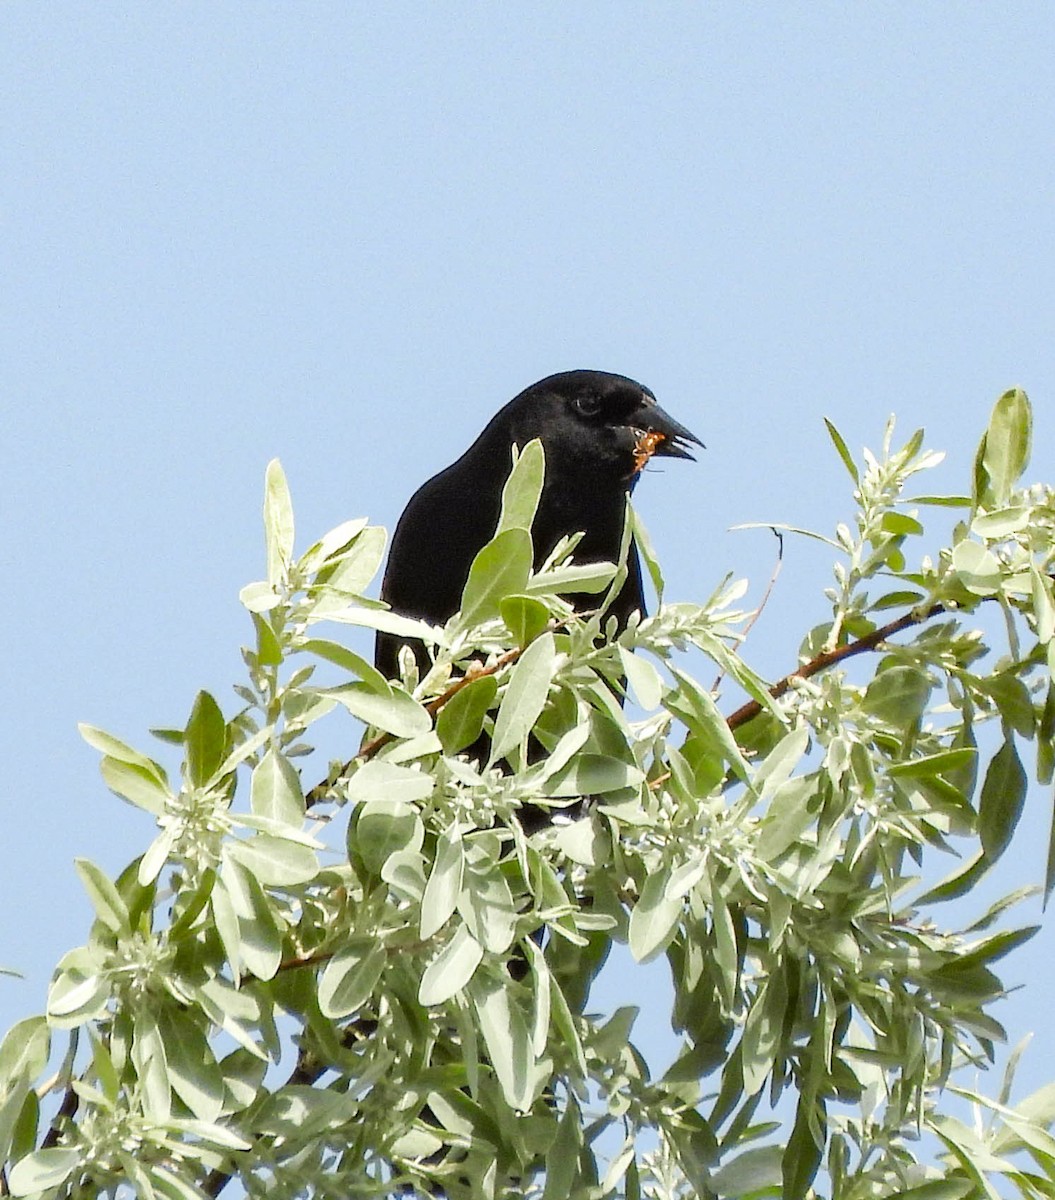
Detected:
[
  {"left": 497, "top": 438, "right": 545, "bottom": 534},
  {"left": 419, "top": 923, "right": 484, "bottom": 1006},
  {"left": 250, "top": 748, "right": 304, "bottom": 824},
  {"left": 461, "top": 527, "right": 533, "bottom": 626},
  {"left": 978, "top": 737, "right": 1027, "bottom": 862},
  {"left": 489, "top": 631, "right": 556, "bottom": 763},
  {"left": 264, "top": 458, "right": 295, "bottom": 585},
  {"left": 824, "top": 418, "right": 859, "bottom": 483},
  {"left": 185, "top": 691, "right": 227, "bottom": 788},
  {"left": 437, "top": 675, "right": 498, "bottom": 754}
]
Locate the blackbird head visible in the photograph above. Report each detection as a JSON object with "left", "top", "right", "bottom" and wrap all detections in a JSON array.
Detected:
[{"left": 489, "top": 369, "right": 703, "bottom": 483}]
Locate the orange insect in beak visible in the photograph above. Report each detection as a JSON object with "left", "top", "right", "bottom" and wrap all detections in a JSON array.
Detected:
[{"left": 633, "top": 428, "right": 667, "bottom": 473}]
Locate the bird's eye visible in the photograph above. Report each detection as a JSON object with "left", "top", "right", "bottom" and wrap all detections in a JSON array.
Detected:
[{"left": 574, "top": 393, "right": 602, "bottom": 417}]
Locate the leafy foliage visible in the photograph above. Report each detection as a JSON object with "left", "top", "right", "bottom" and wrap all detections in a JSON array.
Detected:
[{"left": 3, "top": 392, "right": 1055, "bottom": 1198}]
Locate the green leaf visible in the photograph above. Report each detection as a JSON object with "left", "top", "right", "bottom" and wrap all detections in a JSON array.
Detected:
[
  {"left": 470, "top": 975, "right": 538, "bottom": 1112},
  {"left": 497, "top": 438, "right": 545, "bottom": 534},
  {"left": 185, "top": 691, "right": 227, "bottom": 788},
  {"left": 869, "top": 589, "right": 925, "bottom": 611},
  {"left": 918, "top": 848, "right": 989, "bottom": 904},
  {"left": 461, "top": 527, "right": 533, "bottom": 626},
  {"left": 47, "top": 950, "right": 109, "bottom": 1025},
  {"left": 138, "top": 825, "right": 178, "bottom": 886},
  {"left": 319, "top": 942, "right": 386, "bottom": 1018},
  {"left": 629, "top": 866, "right": 682, "bottom": 963},
  {"left": 740, "top": 974, "right": 785, "bottom": 1096},
  {"left": 0, "top": 1019, "right": 48, "bottom": 1093},
  {"left": 264, "top": 457, "right": 295, "bottom": 586},
  {"left": 709, "top": 1145, "right": 783, "bottom": 1196},
  {"left": 419, "top": 923, "right": 484, "bottom": 1006},
  {"left": 972, "top": 505, "right": 1030, "bottom": 538},
  {"left": 239, "top": 580, "right": 282, "bottom": 612},
  {"left": 7, "top": 1147, "right": 81, "bottom": 1195},
  {"left": 459, "top": 850, "right": 518, "bottom": 953},
  {"left": 211, "top": 875, "right": 242, "bottom": 978},
  {"left": 298, "top": 638, "right": 389, "bottom": 690},
  {"left": 543, "top": 1094, "right": 584, "bottom": 1200},
  {"left": 421, "top": 827, "right": 464, "bottom": 939},
  {"left": 754, "top": 724, "right": 810, "bottom": 802},
  {"left": 489, "top": 631, "right": 557, "bottom": 764},
  {"left": 74, "top": 858, "right": 131, "bottom": 935},
  {"left": 319, "top": 606, "right": 442, "bottom": 649},
  {"left": 619, "top": 646, "right": 665, "bottom": 710},
  {"left": 325, "top": 680, "right": 432, "bottom": 738},
  {"left": 862, "top": 665, "right": 930, "bottom": 728},
  {"left": 79, "top": 723, "right": 167, "bottom": 778},
  {"left": 1010, "top": 1081, "right": 1055, "bottom": 1133},
  {"left": 156, "top": 1011, "right": 224, "bottom": 1122},
  {"left": 250, "top": 748, "right": 304, "bottom": 825},
  {"left": 99, "top": 756, "right": 171, "bottom": 814},
  {"left": 351, "top": 799, "right": 424, "bottom": 878},
  {"left": 312, "top": 525, "right": 387, "bottom": 597},
  {"left": 381, "top": 846, "right": 426, "bottom": 901},
  {"left": 217, "top": 861, "right": 282, "bottom": 980},
  {"left": 1032, "top": 565, "right": 1055, "bottom": 644},
  {"left": 151, "top": 1164, "right": 217, "bottom": 1200},
  {"left": 887, "top": 748, "right": 979, "bottom": 780},
  {"left": 977, "top": 672, "right": 1036, "bottom": 737},
  {"left": 894, "top": 1182, "right": 975, "bottom": 1200},
  {"left": 950, "top": 540, "right": 1002, "bottom": 595},
  {"left": 542, "top": 754, "right": 644, "bottom": 797},
  {"left": 500, "top": 593, "right": 550, "bottom": 648},
  {"left": 436, "top": 675, "right": 498, "bottom": 754},
  {"left": 133, "top": 1008, "right": 171, "bottom": 1121},
  {"left": 782, "top": 1095, "right": 826, "bottom": 1200},
  {"left": 880, "top": 511, "right": 923, "bottom": 536},
  {"left": 345, "top": 760, "right": 434, "bottom": 806},
  {"left": 0, "top": 1074, "right": 31, "bottom": 1168},
  {"left": 526, "top": 559, "right": 616, "bottom": 596},
  {"left": 978, "top": 736, "right": 1027, "bottom": 862},
  {"left": 168, "top": 869, "right": 217, "bottom": 939},
  {"left": 667, "top": 668, "right": 752, "bottom": 783},
  {"left": 703, "top": 873, "right": 739, "bottom": 1013},
  {"left": 630, "top": 504, "right": 664, "bottom": 602},
  {"left": 906, "top": 494, "right": 973, "bottom": 508},
  {"left": 297, "top": 516, "right": 370, "bottom": 575},
  {"left": 955, "top": 926, "right": 1038, "bottom": 972},
  {"left": 981, "top": 387, "right": 1032, "bottom": 508},
  {"left": 824, "top": 418, "right": 859, "bottom": 484},
  {"left": 226, "top": 833, "right": 318, "bottom": 887},
  {"left": 1046, "top": 798, "right": 1055, "bottom": 907}
]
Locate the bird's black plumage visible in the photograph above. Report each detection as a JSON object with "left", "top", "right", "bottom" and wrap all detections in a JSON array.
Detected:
[{"left": 375, "top": 369, "right": 701, "bottom": 678}]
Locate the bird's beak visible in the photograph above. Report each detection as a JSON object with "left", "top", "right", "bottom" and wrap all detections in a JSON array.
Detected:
[{"left": 631, "top": 402, "right": 704, "bottom": 465}]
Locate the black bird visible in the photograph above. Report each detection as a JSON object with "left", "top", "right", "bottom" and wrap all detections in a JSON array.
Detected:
[{"left": 375, "top": 370, "right": 701, "bottom": 678}]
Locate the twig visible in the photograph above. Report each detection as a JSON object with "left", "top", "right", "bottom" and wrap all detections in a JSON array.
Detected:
[
  {"left": 726, "top": 601, "right": 947, "bottom": 730},
  {"left": 712, "top": 528, "right": 784, "bottom": 692}
]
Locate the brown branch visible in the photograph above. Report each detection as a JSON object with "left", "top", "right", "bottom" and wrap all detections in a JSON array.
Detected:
[
  {"left": 39, "top": 1080, "right": 79, "bottom": 1150},
  {"left": 726, "top": 601, "right": 947, "bottom": 730}
]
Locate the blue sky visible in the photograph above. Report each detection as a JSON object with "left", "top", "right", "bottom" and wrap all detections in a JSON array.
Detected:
[{"left": 3, "top": 4, "right": 1055, "bottom": 1115}]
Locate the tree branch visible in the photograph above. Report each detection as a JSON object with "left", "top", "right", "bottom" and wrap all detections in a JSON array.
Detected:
[{"left": 726, "top": 601, "right": 947, "bottom": 730}]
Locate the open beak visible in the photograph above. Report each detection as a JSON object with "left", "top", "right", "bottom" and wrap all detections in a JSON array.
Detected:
[{"left": 630, "top": 401, "right": 704, "bottom": 467}]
